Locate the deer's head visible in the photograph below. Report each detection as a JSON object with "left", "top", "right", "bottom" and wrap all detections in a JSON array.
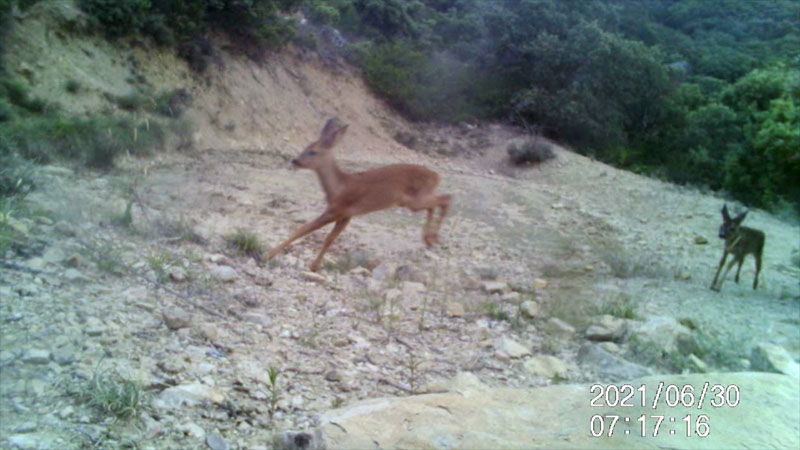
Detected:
[
  {"left": 291, "top": 118, "right": 348, "bottom": 170},
  {"left": 719, "top": 204, "right": 747, "bottom": 239}
]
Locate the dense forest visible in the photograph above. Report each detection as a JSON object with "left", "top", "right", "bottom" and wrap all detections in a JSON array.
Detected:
[{"left": 1, "top": 0, "right": 798, "bottom": 214}]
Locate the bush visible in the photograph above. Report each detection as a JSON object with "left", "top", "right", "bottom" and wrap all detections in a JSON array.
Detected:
[
  {"left": 0, "top": 116, "right": 165, "bottom": 169},
  {"left": 0, "top": 152, "right": 35, "bottom": 198},
  {"left": 507, "top": 139, "right": 555, "bottom": 166},
  {"left": 225, "top": 228, "right": 263, "bottom": 260},
  {"left": 65, "top": 79, "right": 81, "bottom": 94}
]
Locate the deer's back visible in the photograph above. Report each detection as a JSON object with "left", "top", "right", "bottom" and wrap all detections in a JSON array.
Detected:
[
  {"left": 730, "top": 226, "right": 765, "bottom": 256},
  {"left": 334, "top": 164, "right": 440, "bottom": 214}
]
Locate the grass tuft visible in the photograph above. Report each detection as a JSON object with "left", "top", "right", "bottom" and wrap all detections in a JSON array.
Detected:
[{"left": 225, "top": 228, "right": 263, "bottom": 260}]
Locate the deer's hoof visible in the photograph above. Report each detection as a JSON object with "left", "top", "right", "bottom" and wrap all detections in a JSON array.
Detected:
[
  {"left": 710, "top": 285, "right": 720, "bottom": 292},
  {"left": 424, "top": 232, "right": 440, "bottom": 247}
]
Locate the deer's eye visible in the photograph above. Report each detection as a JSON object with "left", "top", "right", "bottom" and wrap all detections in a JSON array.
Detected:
[{"left": 307, "top": 150, "right": 317, "bottom": 156}]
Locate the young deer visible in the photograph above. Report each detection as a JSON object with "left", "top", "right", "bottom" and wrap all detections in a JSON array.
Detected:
[
  {"left": 710, "top": 204, "right": 765, "bottom": 291},
  {"left": 267, "top": 118, "right": 452, "bottom": 272}
]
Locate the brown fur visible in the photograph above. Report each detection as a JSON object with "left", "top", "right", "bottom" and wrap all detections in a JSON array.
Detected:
[
  {"left": 710, "top": 204, "right": 766, "bottom": 291},
  {"left": 267, "top": 118, "right": 452, "bottom": 271}
]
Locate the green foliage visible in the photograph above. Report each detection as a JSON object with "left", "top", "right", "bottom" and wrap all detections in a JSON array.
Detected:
[
  {"left": 74, "top": 367, "right": 144, "bottom": 421},
  {"left": 0, "top": 115, "right": 165, "bottom": 169},
  {"left": 0, "top": 152, "right": 35, "bottom": 198},
  {"left": 78, "top": 0, "right": 302, "bottom": 63},
  {"left": 225, "top": 228, "right": 264, "bottom": 260},
  {"left": 507, "top": 139, "right": 554, "bottom": 166}
]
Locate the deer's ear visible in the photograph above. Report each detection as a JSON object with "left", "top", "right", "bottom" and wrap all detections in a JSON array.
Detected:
[
  {"left": 721, "top": 204, "right": 730, "bottom": 220},
  {"left": 734, "top": 211, "right": 748, "bottom": 224}
]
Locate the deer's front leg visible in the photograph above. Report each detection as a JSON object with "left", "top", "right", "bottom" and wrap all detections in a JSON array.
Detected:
[
  {"left": 309, "top": 217, "right": 351, "bottom": 272},
  {"left": 267, "top": 210, "right": 337, "bottom": 260},
  {"left": 710, "top": 252, "right": 728, "bottom": 291}
]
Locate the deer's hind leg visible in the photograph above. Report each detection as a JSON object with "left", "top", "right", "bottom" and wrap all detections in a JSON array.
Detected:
[
  {"left": 734, "top": 256, "right": 744, "bottom": 283},
  {"left": 404, "top": 194, "right": 447, "bottom": 247},
  {"left": 753, "top": 253, "right": 762, "bottom": 290}
]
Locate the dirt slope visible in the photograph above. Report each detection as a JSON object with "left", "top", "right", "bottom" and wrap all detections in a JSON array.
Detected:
[{"left": 1, "top": 2, "right": 799, "bottom": 449}]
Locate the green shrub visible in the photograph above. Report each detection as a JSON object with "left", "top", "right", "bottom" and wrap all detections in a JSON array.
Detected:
[
  {"left": 74, "top": 368, "right": 143, "bottom": 421},
  {"left": 0, "top": 116, "right": 165, "bottom": 169},
  {"left": 65, "top": 79, "right": 81, "bottom": 94},
  {"left": 0, "top": 152, "right": 35, "bottom": 198},
  {"left": 507, "top": 140, "right": 555, "bottom": 166},
  {"left": 226, "top": 228, "right": 263, "bottom": 260}
]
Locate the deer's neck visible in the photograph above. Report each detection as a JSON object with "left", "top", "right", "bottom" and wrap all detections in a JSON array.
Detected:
[{"left": 314, "top": 159, "right": 348, "bottom": 203}]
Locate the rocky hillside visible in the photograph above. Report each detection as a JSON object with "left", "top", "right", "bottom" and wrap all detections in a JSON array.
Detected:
[{"left": 1, "top": 2, "right": 799, "bottom": 449}]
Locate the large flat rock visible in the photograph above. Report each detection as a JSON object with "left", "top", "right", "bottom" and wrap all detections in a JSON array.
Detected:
[{"left": 321, "top": 372, "right": 799, "bottom": 449}]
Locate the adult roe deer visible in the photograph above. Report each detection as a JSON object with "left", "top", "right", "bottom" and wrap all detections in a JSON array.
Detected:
[
  {"left": 710, "top": 204, "right": 765, "bottom": 291},
  {"left": 267, "top": 118, "right": 452, "bottom": 272}
]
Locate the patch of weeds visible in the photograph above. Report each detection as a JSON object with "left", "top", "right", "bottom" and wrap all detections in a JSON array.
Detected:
[
  {"left": 0, "top": 198, "right": 29, "bottom": 257},
  {"left": 323, "top": 252, "right": 372, "bottom": 273},
  {"left": 83, "top": 240, "right": 127, "bottom": 275},
  {"left": 65, "top": 79, "right": 81, "bottom": 94},
  {"left": 680, "top": 326, "right": 746, "bottom": 371},
  {"left": 0, "top": 152, "right": 35, "bottom": 198},
  {"left": 592, "top": 293, "right": 637, "bottom": 320},
  {"left": 73, "top": 367, "right": 144, "bottom": 421},
  {"left": 157, "top": 215, "right": 205, "bottom": 244},
  {"left": 0, "top": 115, "right": 166, "bottom": 169},
  {"left": 115, "top": 92, "right": 153, "bottom": 112},
  {"left": 403, "top": 351, "right": 425, "bottom": 395},
  {"left": 483, "top": 302, "right": 510, "bottom": 322},
  {"left": 146, "top": 251, "right": 179, "bottom": 283},
  {"left": 507, "top": 139, "right": 555, "bottom": 166},
  {"left": 0, "top": 78, "right": 50, "bottom": 115},
  {"left": 154, "top": 89, "right": 192, "bottom": 118},
  {"left": 266, "top": 366, "right": 281, "bottom": 418},
  {"left": 110, "top": 198, "right": 135, "bottom": 229},
  {"left": 592, "top": 237, "right": 668, "bottom": 280},
  {"left": 225, "top": 228, "right": 263, "bottom": 261}
]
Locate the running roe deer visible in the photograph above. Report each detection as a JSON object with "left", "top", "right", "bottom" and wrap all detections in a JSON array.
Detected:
[
  {"left": 710, "top": 204, "right": 765, "bottom": 291},
  {"left": 267, "top": 118, "right": 452, "bottom": 271}
]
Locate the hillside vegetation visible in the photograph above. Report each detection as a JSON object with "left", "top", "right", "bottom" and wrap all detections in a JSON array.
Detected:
[
  {"left": 2, "top": 0, "right": 799, "bottom": 215},
  {"left": 1, "top": 1, "right": 799, "bottom": 449}
]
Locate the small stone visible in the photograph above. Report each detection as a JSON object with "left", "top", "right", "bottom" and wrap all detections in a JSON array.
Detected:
[
  {"left": 162, "top": 309, "right": 191, "bottom": 331},
  {"left": 177, "top": 422, "right": 206, "bottom": 440},
  {"left": 63, "top": 268, "right": 86, "bottom": 281},
  {"left": 325, "top": 370, "right": 342, "bottom": 382},
  {"left": 22, "top": 349, "right": 51, "bottom": 365},
  {"left": 57, "top": 406, "right": 75, "bottom": 419},
  {"left": 694, "top": 236, "right": 709, "bottom": 245},
  {"left": 482, "top": 281, "right": 508, "bottom": 294},
  {"left": 52, "top": 348, "right": 76, "bottom": 365},
  {"left": 533, "top": 278, "right": 549, "bottom": 290},
  {"left": 206, "top": 432, "right": 230, "bottom": 450},
  {"left": 299, "top": 271, "right": 326, "bottom": 284},
  {"left": 597, "top": 342, "right": 621, "bottom": 354},
  {"left": 523, "top": 355, "right": 568, "bottom": 379},
  {"left": 446, "top": 302, "right": 465, "bottom": 318},
  {"left": 84, "top": 317, "right": 106, "bottom": 336},
  {"left": 544, "top": 318, "right": 576, "bottom": 337},
  {"left": 210, "top": 265, "right": 238, "bottom": 282},
  {"left": 290, "top": 395, "right": 304, "bottom": 409},
  {"left": 519, "top": 300, "right": 539, "bottom": 318},
  {"left": 14, "top": 422, "right": 37, "bottom": 433},
  {"left": 169, "top": 267, "right": 187, "bottom": 282},
  {"left": 751, "top": 343, "right": 800, "bottom": 378},
  {"left": 688, "top": 354, "right": 709, "bottom": 373},
  {"left": 494, "top": 337, "right": 531, "bottom": 359},
  {"left": 196, "top": 323, "right": 220, "bottom": 342}
]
